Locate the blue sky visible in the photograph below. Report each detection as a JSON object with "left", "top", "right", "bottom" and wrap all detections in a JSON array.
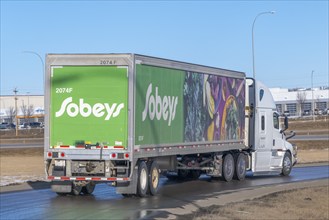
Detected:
[{"left": 1, "top": 0, "right": 328, "bottom": 95}]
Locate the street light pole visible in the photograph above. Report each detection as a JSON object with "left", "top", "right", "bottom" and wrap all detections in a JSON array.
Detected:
[
  {"left": 311, "top": 70, "right": 315, "bottom": 121},
  {"left": 13, "top": 88, "right": 19, "bottom": 136},
  {"left": 27, "top": 92, "right": 30, "bottom": 123},
  {"left": 22, "top": 51, "right": 45, "bottom": 93},
  {"left": 252, "top": 11, "right": 275, "bottom": 79}
]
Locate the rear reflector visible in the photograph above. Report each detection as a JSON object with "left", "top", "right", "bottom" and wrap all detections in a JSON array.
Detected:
[
  {"left": 60, "top": 145, "right": 70, "bottom": 148},
  {"left": 114, "top": 146, "right": 124, "bottom": 149}
]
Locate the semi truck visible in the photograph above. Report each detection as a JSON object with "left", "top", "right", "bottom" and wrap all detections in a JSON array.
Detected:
[{"left": 44, "top": 54, "right": 297, "bottom": 197}]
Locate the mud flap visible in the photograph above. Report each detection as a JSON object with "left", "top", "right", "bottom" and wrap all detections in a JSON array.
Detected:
[
  {"left": 116, "top": 169, "right": 138, "bottom": 195},
  {"left": 51, "top": 181, "right": 72, "bottom": 193}
]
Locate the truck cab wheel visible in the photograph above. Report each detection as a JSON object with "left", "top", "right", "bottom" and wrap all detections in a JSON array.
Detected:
[
  {"left": 222, "top": 153, "right": 235, "bottom": 182},
  {"left": 137, "top": 161, "right": 149, "bottom": 197},
  {"left": 234, "top": 153, "right": 246, "bottom": 181},
  {"left": 281, "top": 152, "right": 292, "bottom": 176},
  {"left": 148, "top": 161, "right": 160, "bottom": 196}
]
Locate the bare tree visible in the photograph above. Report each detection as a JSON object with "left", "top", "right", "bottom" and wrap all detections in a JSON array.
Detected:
[
  {"left": 296, "top": 91, "right": 306, "bottom": 116},
  {"left": 21, "top": 104, "right": 34, "bottom": 124},
  {"left": 6, "top": 106, "right": 16, "bottom": 125}
]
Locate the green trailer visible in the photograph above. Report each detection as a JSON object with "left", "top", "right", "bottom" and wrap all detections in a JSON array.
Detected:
[{"left": 45, "top": 54, "right": 249, "bottom": 196}]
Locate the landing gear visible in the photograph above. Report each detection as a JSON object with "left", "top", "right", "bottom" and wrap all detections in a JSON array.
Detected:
[{"left": 177, "top": 157, "right": 201, "bottom": 180}]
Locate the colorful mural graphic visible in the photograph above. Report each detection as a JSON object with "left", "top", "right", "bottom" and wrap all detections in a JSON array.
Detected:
[{"left": 183, "top": 72, "right": 245, "bottom": 142}]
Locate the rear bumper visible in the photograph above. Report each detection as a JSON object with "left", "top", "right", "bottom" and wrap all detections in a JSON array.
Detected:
[{"left": 48, "top": 176, "right": 130, "bottom": 182}]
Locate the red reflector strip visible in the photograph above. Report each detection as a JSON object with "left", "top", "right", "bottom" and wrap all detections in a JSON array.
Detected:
[
  {"left": 114, "top": 146, "right": 124, "bottom": 149},
  {"left": 76, "top": 145, "right": 85, "bottom": 148},
  {"left": 47, "top": 176, "right": 130, "bottom": 181},
  {"left": 60, "top": 145, "right": 70, "bottom": 148},
  {"left": 61, "top": 176, "right": 70, "bottom": 180}
]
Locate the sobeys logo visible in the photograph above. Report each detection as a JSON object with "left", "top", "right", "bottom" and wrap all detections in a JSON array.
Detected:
[
  {"left": 55, "top": 97, "right": 124, "bottom": 120},
  {"left": 142, "top": 84, "right": 178, "bottom": 126}
]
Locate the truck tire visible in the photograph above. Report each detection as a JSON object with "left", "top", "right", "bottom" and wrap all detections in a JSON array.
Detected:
[
  {"left": 148, "top": 161, "right": 160, "bottom": 196},
  {"left": 82, "top": 182, "right": 95, "bottom": 195},
  {"left": 137, "top": 161, "right": 149, "bottom": 197},
  {"left": 71, "top": 182, "right": 82, "bottom": 196},
  {"left": 234, "top": 153, "right": 246, "bottom": 181},
  {"left": 281, "top": 152, "right": 292, "bottom": 176},
  {"left": 222, "top": 153, "right": 235, "bottom": 182}
]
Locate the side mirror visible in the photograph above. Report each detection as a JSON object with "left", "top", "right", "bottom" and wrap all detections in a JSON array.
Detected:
[
  {"left": 280, "top": 116, "right": 289, "bottom": 133},
  {"left": 284, "top": 116, "right": 288, "bottom": 130}
]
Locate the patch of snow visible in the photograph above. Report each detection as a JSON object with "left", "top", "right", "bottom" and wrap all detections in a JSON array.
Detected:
[{"left": 0, "top": 175, "right": 45, "bottom": 187}]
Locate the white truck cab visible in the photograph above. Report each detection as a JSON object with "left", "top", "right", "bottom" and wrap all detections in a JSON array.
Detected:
[{"left": 246, "top": 79, "right": 297, "bottom": 176}]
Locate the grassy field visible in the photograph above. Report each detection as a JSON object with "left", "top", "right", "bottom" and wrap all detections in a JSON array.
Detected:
[{"left": 188, "top": 185, "right": 329, "bottom": 220}]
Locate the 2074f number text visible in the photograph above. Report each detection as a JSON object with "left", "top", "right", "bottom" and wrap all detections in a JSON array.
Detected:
[{"left": 56, "top": 88, "right": 73, "bottom": 94}]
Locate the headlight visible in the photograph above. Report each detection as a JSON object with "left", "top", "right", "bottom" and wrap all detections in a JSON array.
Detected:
[{"left": 293, "top": 144, "right": 298, "bottom": 156}]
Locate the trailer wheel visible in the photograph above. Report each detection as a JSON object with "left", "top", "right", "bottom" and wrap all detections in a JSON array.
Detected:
[
  {"left": 137, "top": 161, "right": 149, "bottom": 197},
  {"left": 234, "top": 153, "right": 246, "bottom": 181},
  {"left": 82, "top": 182, "right": 95, "bottom": 195},
  {"left": 222, "top": 153, "right": 235, "bottom": 182},
  {"left": 281, "top": 152, "right": 292, "bottom": 176},
  {"left": 71, "top": 182, "right": 82, "bottom": 196},
  {"left": 148, "top": 161, "right": 160, "bottom": 196}
]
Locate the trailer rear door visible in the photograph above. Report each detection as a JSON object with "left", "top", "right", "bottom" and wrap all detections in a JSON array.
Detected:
[{"left": 49, "top": 66, "right": 128, "bottom": 149}]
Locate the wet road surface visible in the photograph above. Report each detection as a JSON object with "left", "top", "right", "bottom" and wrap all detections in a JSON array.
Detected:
[{"left": 1, "top": 165, "right": 328, "bottom": 219}]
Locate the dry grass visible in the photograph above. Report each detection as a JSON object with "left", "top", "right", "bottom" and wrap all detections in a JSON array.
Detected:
[
  {"left": 288, "top": 119, "right": 329, "bottom": 131},
  {"left": 0, "top": 147, "right": 43, "bottom": 157},
  {"left": 0, "top": 128, "right": 44, "bottom": 139},
  {"left": 290, "top": 140, "right": 329, "bottom": 150},
  {"left": 297, "top": 149, "right": 329, "bottom": 164},
  {"left": 190, "top": 186, "right": 329, "bottom": 220}
]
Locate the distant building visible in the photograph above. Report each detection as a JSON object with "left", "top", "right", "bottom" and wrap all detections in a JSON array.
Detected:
[
  {"left": 270, "top": 87, "right": 329, "bottom": 116},
  {"left": 0, "top": 95, "right": 44, "bottom": 124}
]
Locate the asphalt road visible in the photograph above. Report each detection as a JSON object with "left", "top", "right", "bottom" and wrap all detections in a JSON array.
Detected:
[
  {"left": 290, "top": 134, "right": 329, "bottom": 141},
  {"left": 0, "top": 143, "right": 43, "bottom": 149},
  {"left": 1, "top": 165, "right": 328, "bottom": 220}
]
